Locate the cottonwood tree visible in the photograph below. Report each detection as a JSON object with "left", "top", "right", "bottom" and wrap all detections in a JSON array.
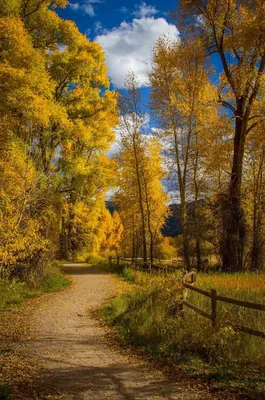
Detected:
[
  {"left": 95, "top": 209, "right": 123, "bottom": 257},
  {"left": 0, "top": 0, "right": 118, "bottom": 274},
  {"left": 177, "top": 0, "right": 265, "bottom": 271},
  {"left": 117, "top": 73, "right": 149, "bottom": 263},
  {"left": 115, "top": 137, "right": 169, "bottom": 263},
  {"left": 115, "top": 73, "right": 169, "bottom": 263},
  {"left": 243, "top": 124, "right": 265, "bottom": 271},
  {"left": 149, "top": 36, "right": 215, "bottom": 269}
]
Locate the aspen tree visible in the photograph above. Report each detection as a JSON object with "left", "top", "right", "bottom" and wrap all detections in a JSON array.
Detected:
[
  {"left": 150, "top": 37, "right": 214, "bottom": 269},
  {"left": 115, "top": 74, "right": 169, "bottom": 263},
  {"left": 178, "top": 0, "right": 265, "bottom": 271}
]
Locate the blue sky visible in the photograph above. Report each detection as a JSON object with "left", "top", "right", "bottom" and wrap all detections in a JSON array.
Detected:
[
  {"left": 58, "top": 1, "right": 179, "bottom": 36},
  {"left": 57, "top": 1, "right": 182, "bottom": 202},
  {"left": 57, "top": 1, "right": 223, "bottom": 202},
  {"left": 57, "top": 1, "right": 223, "bottom": 117},
  {"left": 58, "top": 1, "right": 180, "bottom": 94}
]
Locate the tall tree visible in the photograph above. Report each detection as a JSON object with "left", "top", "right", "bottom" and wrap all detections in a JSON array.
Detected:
[
  {"left": 118, "top": 73, "right": 149, "bottom": 263},
  {"left": 243, "top": 124, "right": 265, "bottom": 271},
  {"left": 149, "top": 36, "right": 214, "bottom": 269},
  {"left": 178, "top": 0, "right": 265, "bottom": 271},
  {"left": 115, "top": 74, "right": 169, "bottom": 263},
  {"left": 0, "top": 0, "right": 118, "bottom": 273},
  {"left": 115, "top": 136, "right": 169, "bottom": 263}
]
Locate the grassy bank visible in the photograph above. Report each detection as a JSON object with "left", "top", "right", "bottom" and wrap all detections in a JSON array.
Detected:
[
  {"left": 0, "top": 261, "right": 70, "bottom": 310},
  {"left": 0, "top": 261, "right": 71, "bottom": 399},
  {"left": 100, "top": 267, "right": 265, "bottom": 399}
]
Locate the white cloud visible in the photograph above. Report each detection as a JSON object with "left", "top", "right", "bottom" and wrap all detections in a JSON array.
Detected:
[
  {"left": 85, "top": 28, "right": 91, "bottom": 37},
  {"left": 95, "top": 17, "right": 179, "bottom": 88},
  {"left": 108, "top": 113, "right": 150, "bottom": 157},
  {"left": 57, "top": 44, "right": 67, "bottom": 52},
  {"left": 82, "top": 3, "right": 95, "bottom": 16},
  {"left": 69, "top": 1, "right": 80, "bottom": 10},
  {"left": 119, "top": 113, "right": 150, "bottom": 135},
  {"left": 94, "top": 21, "right": 103, "bottom": 33},
  {"left": 107, "top": 130, "right": 121, "bottom": 157},
  {"left": 120, "top": 6, "right": 128, "bottom": 13},
  {"left": 151, "top": 127, "right": 164, "bottom": 136},
  {"left": 68, "top": 0, "right": 103, "bottom": 16},
  {"left": 133, "top": 2, "right": 158, "bottom": 18}
]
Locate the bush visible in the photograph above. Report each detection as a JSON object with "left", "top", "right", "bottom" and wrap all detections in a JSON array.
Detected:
[
  {"left": 0, "top": 261, "right": 70, "bottom": 309},
  {"left": 0, "top": 278, "right": 25, "bottom": 309},
  {"left": 39, "top": 261, "right": 70, "bottom": 293}
]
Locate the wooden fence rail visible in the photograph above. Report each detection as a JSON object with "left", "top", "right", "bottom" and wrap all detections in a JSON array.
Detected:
[
  {"left": 109, "top": 257, "right": 265, "bottom": 339},
  {"left": 109, "top": 256, "right": 183, "bottom": 274},
  {"left": 182, "top": 271, "right": 265, "bottom": 338}
]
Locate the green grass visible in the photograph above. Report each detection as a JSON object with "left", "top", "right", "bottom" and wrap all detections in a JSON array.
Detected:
[
  {"left": 0, "top": 385, "right": 11, "bottom": 400},
  {"left": 100, "top": 268, "right": 265, "bottom": 399},
  {"left": 0, "top": 261, "right": 70, "bottom": 310},
  {"left": 186, "top": 273, "right": 265, "bottom": 366}
]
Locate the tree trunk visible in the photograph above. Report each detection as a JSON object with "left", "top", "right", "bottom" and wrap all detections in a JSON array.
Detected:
[
  {"left": 193, "top": 147, "right": 201, "bottom": 271},
  {"left": 222, "top": 110, "right": 246, "bottom": 272},
  {"left": 251, "top": 149, "right": 264, "bottom": 271},
  {"left": 181, "top": 201, "right": 191, "bottom": 270},
  {"left": 132, "top": 136, "right": 147, "bottom": 262},
  {"left": 60, "top": 214, "right": 68, "bottom": 259},
  {"left": 132, "top": 233, "right": 135, "bottom": 264},
  {"left": 173, "top": 128, "right": 190, "bottom": 270},
  {"left": 196, "top": 237, "right": 201, "bottom": 271},
  {"left": 251, "top": 209, "right": 262, "bottom": 271},
  {"left": 143, "top": 175, "right": 154, "bottom": 264}
]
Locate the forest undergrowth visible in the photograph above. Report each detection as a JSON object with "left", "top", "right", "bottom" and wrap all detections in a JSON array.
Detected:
[
  {"left": 99, "top": 264, "right": 265, "bottom": 399},
  {"left": 0, "top": 261, "right": 70, "bottom": 310}
]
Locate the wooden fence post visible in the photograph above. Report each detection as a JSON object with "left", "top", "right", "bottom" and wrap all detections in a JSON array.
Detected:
[
  {"left": 149, "top": 262, "right": 152, "bottom": 274},
  {"left": 211, "top": 289, "right": 217, "bottom": 327}
]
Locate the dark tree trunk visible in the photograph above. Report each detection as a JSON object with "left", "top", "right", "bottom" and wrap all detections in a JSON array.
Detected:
[
  {"left": 251, "top": 212, "right": 262, "bottom": 271},
  {"left": 222, "top": 108, "right": 246, "bottom": 272},
  {"left": 196, "top": 237, "right": 201, "bottom": 271},
  {"left": 132, "top": 233, "right": 135, "bottom": 264},
  {"left": 147, "top": 221, "right": 153, "bottom": 264},
  {"left": 60, "top": 215, "right": 68, "bottom": 259},
  {"left": 251, "top": 149, "right": 264, "bottom": 271},
  {"left": 180, "top": 202, "right": 191, "bottom": 270}
]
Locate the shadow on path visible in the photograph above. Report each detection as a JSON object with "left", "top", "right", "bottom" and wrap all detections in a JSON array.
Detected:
[
  {"left": 13, "top": 262, "right": 211, "bottom": 400},
  {"left": 32, "top": 362, "right": 184, "bottom": 400},
  {"left": 62, "top": 263, "right": 109, "bottom": 276}
]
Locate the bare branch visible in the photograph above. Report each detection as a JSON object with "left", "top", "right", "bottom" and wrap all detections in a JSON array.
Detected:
[{"left": 246, "top": 118, "right": 265, "bottom": 135}]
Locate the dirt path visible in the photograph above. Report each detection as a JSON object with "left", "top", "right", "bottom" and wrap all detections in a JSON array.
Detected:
[{"left": 16, "top": 264, "right": 213, "bottom": 400}]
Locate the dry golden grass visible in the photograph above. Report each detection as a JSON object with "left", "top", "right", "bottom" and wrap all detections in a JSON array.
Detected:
[{"left": 196, "top": 273, "right": 265, "bottom": 301}]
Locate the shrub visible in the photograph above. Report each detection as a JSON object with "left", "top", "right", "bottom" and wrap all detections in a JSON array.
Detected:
[{"left": 0, "top": 261, "right": 70, "bottom": 309}]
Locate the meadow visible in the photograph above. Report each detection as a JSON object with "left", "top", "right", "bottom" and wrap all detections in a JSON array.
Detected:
[{"left": 100, "top": 265, "right": 265, "bottom": 398}]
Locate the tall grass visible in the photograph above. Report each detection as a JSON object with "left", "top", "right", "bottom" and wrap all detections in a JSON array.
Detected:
[
  {"left": 100, "top": 268, "right": 265, "bottom": 398},
  {"left": 196, "top": 272, "right": 265, "bottom": 301},
  {"left": 185, "top": 273, "right": 265, "bottom": 366},
  {"left": 0, "top": 261, "right": 70, "bottom": 309}
]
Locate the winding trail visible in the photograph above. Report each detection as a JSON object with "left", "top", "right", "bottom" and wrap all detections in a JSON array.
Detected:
[{"left": 21, "top": 263, "right": 212, "bottom": 399}]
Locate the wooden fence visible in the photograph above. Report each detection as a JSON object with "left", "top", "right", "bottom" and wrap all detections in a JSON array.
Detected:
[
  {"left": 109, "top": 257, "right": 265, "bottom": 339},
  {"left": 109, "top": 256, "right": 183, "bottom": 274},
  {"left": 182, "top": 270, "right": 265, "bottom": 339}
]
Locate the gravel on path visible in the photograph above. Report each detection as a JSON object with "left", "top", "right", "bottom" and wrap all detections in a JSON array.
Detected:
[{"left": 13, "top": 264, "right": 214, "bottom": 400}]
